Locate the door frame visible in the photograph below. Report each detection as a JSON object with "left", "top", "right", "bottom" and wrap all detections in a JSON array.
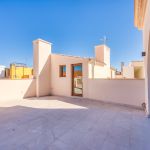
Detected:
[{"left": 71, "top": 63, "right": 83, "bottom": 97}]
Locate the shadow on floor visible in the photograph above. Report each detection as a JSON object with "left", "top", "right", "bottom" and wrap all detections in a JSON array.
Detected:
[{"left": 0, "top": 96, "right": 148, "bottom": 150}]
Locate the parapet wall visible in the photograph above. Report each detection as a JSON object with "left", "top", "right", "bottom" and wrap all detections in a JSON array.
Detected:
[
  {"left": 86, "top": 79, "right": 145, "bottom": 108},
  {"left": 0, "top": 79, "right": 36, "bottom": 101},
  {"left": 0, "top": 78, "right": 145, "bottom": 108}
]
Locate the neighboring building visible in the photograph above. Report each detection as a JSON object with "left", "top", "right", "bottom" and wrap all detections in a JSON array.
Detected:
[
  {"left": 115, "top": 71, "right": 123, "bottom": 79},
  {"left": 134, "top": 0, "right": 150, "bottom": 116},
  {"left": 110, "top": 67, "right": 116, "bottom": 79},
  {"left": 0, "top": 65, "right": 6, "bottom": 78},
  {"left": 122, "top": 61, "right": 144, "bottom": 79},
  {"left": 5, "top": 68, "right": 10, "bottom": 78},
  {"left": 10, "top": 63, "right": 33, "bottom": 79}
]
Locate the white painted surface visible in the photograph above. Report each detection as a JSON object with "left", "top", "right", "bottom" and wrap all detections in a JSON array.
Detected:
[
  {"left": 122, "top": 62, "right": 144, "bottom": 79},
  {"left": 86, "top": 79, "right": 145, "bottom": 107},
  {"left": 31, "top": 40, "right": 145, "bottom": 108},
  {"left": 88, "top": 62, "right": 111, "bottom": 79},
  {"left": 143, "top": 0, "right": 150, "bottom": 115},
  {"left": 0, "top": 66, "right": 5, "bottom": 78},
  {"left": 50, "top": 52, "right": 144, "bottom": 107},
  {"left": 51, "top": 54, "right": 89, "bottom": 97},
  {"left": 94, "top": 64, "right": 111, "bottom": 79},
  {"left": 0, "top": 79, "right": 36, "bottom": 101},
  {"left": 95, "top": 45, "right": 110, "bottom": 67},
  {"left": 33, "top": 39, "right": 51, "bottom": 97},
  {"left": 123, "top": 66, "right": 134, "bottom": 79},
  {"left": 111, "top": 69, "right": 116, "bottom": 79},
  {"left": 0, "top": 39, "right": 145, "bottom": 107}
]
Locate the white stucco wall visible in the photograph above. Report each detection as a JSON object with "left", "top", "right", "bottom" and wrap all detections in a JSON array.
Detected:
[
  {"left": 49, "top": 53, "right": 145, "bottom": 108},
  {"left": 0, "top": 79, "right": 36, "bottom": 101},
  {"left": 143, "top": 0, "right": 150, "bottom": 50},
  {"left": 143, "top": 0, "right": 150, "bottom": 114},
  {"left": 94, "top": 65, "right": 111, "bottom": 78},
  {"left": 131, "top": 61, "right": 145, "bottom": 79},
  {"left": 123, "top": 66, "right": 134, "bottom": 79},
  {"left": 0, "top": 39, "right": 144, "bottom": 108},
  {"left": 134, "top": 66, "right": 145, "bottom": 79},
  {"left": 86, "top": 79, "right": 145, "bottom": 107},
  {"left": 33, "top": 39, "right": 51, "bottom": 97},
  {"left": 0, "top": 66, "right": 6, "bottom": 78},
  {"left": 50, "top": 54, "right": 89, "bottom": 97},
  {"left": 95, "top": 45, "right": 110, "bottom": 67},
  {"left": 95, "top": 45, "right": 104, "bottom": 63},
  {"left": 104, "top": 46, "right": 110, "bottom": 68},
  {"left": 111, "top": 69, "right": 116, "bottom": 79},
  {"left": 88, "top": 63, "right": 111, "bottom": 79}
]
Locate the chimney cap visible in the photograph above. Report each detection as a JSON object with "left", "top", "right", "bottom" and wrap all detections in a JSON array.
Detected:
[{"left": 33, "top": 39, "right": 52, "bottom": 45}]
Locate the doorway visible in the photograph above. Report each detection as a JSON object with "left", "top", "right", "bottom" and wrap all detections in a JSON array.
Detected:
[{"left": 71, "top": 63, "right": 83, "bottom": 96}]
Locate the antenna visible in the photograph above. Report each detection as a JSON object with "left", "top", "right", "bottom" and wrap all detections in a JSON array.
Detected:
[{"left": 100, "top": 36, "right": 108, "bottom": 45}]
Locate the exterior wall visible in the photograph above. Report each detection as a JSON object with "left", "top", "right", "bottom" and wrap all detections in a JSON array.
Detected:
[
  {"left": 143, "top": 0, "right": 150, "bottom": 115},
  {"left": 134, "top": 66, "right": 145, "bottom": 79},
  {"left": 95, "top": 45, "right": 104, "bottom": 63},
  {"left": 86, "top": 79, "right": 145, "bottom": 107},
  {"left": 88, "top": 63, "right": 108, "bottom": 79},
  {"left": 33, "top": 39, "right": 51, "bottom": 97},
  {"left": 0, "top": 66, "right": 5, "bottom": 78},
  {"left": 88, "top": 61, "right": 111, "bottom": 79},
  {"left": 50, "top": 54, "right": 89, "bottom": 97},
  {"left": 132, "top": 61, "right": 145, "bottom": 79},
  {"left": 104, "top": 46, "right": 110, "bottom": 68},
  {"left": 132, "top": 61, "right": 144, "bottom": 67},
  {"left": 50, "top": 53, "right": 144, "bottom": 107},
  {"left": 134, "top": 0, "right": 148, "bottom": 29},
  {"left": 115, "top": 74, "right": 123, "bottom": 79},
  {"left": 0, "top": 38, "right": 144, "bottom": 108},
  {"left": 10, "top": 64, "right": 33, "bottom": 79},
  {"left": 0, "top": 79, "right": 36, "bottom": 101},
  {"left": 122, "top": 62, "right": 144, "bottom": 79},
  {"left": 95, "top": 45, "right": 110, "bottom": 67},
  {"left": 111, "top": 69, "right": 116, "bottom": 79},
  {"left": 123, "top": 66, "right": 134, "bottom": 79},
  {"left": 88, "top": 63, "right": 93, "bottom": 79},
  {"left": 93, "top": 65, "right": 111, "bottom": 78},
  {"left": 5, "top": 68, "right": 10, "bottom": 78}
]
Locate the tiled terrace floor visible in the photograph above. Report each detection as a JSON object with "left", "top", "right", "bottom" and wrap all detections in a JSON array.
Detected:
[{"left": 0, "top": 96, "right": 150, "bottom": 150}]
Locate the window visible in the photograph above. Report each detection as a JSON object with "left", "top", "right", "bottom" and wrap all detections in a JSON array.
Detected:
[{"left": 59, "top": 65, "right": 66, "bottom": 77}]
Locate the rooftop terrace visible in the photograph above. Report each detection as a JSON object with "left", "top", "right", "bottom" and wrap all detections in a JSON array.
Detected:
[{"left": 0, "top": 96, "right": 149, "bottom": 150}]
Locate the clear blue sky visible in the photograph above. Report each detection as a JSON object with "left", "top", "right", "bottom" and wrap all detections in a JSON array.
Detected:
[{"left": 0, "top": 0, "right": 143, "bottom": 70}]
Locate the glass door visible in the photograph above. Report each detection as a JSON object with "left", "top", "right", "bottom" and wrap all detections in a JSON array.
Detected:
[{"left": 72, "top": 63, "right": 83, "bottom": 96}]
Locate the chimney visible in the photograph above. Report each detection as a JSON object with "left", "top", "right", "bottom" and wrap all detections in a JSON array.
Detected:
[
  {"left": 95, "top": 45, "right": 110, "bottom": 67},
  {"left": 33, "top": 39, "right": 52, "bottom": 97}
]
